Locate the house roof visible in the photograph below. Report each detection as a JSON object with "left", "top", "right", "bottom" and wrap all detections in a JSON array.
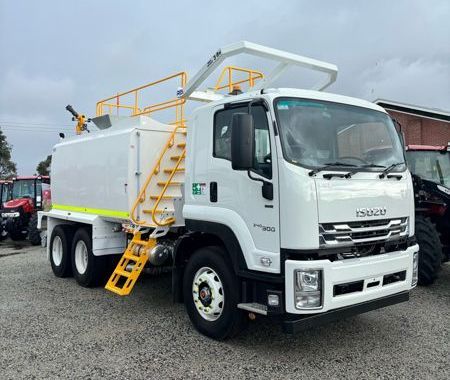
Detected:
[{"left": 374, "top": 99, "right": 450, "bottom": 122}]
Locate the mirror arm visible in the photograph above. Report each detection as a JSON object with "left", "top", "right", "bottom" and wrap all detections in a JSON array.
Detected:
[
  {"left": 247, "top": 170, "right": 274, "bottom": 201},
  {"left": 247, "top": 170, "right": 265, "bottom": 183}
]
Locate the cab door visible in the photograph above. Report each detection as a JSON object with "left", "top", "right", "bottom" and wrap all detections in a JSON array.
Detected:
[{"left": 209, "top": 101, "right": 280, "bottom": 273}]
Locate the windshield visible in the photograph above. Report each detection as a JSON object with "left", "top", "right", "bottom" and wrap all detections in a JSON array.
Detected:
[
  {"left": 406, "top": 150, "right": 450, "bottom": 187},
  {"left": 274, "top": 98, "right": 406, "bottom": 171},
  {"left": 12, "top": 180, "right": 36, "bottom": 199}
]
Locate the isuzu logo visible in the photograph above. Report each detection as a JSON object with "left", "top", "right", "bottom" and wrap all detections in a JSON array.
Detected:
[{"left": 356, "top": 207, "right": 386, "bottom": 217}]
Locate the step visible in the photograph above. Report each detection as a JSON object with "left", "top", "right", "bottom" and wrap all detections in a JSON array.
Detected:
[
  {"left": 142, "top": 208, "right": 174, "bottom": 215},
  {"left": 237, "top": 303, "right": 268, "bottom": 315},
  {"left": 115, "top": 269, "right": 132, "bottom": 278},
  {"left": 170, "top": 155, "right": 184, "bottom": 161},
  {"left": 149, "top": 194, "right": 177, "bottom": 200},
  {"left": 177, "top": 142, "right": 186, "bottom": 148},
  {"left": 157, "top": 181, "right": 182, "bottom": 187},
  {"left": 163, "top": 167, "right": 185, "bottom": 174}
]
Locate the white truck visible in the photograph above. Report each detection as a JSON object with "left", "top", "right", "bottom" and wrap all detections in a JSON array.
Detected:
[{"left": 39, "top": 42, "right": 419, "bottom": 340}]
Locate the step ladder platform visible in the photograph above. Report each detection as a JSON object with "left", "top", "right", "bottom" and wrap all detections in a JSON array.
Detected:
[{"left": 105, "top": 232, "right": 156, "bottom": 296}]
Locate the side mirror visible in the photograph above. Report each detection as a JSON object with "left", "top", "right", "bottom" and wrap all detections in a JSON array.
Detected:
[{"left": 231, "top": 113, "right": 254, "bottom": 170}]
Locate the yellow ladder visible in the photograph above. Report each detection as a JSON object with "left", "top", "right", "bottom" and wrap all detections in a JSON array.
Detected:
[{"left": 105, "top": 232, "right": 156, "bottom": 296}]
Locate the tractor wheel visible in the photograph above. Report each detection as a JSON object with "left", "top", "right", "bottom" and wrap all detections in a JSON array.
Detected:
[
  {"left": 6, "top": 218, "right": 26, "bottom": 241},
  {"left": 415, "top": 216, "right": 442, "bottom": 286},
  {"left": 28, "top": 213, "right": 41, "bottom": 246}
]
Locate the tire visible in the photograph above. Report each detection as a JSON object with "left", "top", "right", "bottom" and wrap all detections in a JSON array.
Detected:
[
  {"left": 6, "top": 218, "right": 27, "bottom": 241},
  {"left": 416, "top": 216, "right": 442, "bottom": 286},
  {"left": 28, "top": 213, "right": 41, "bottom": 246},
  {"left": 9, "top": 230, "right": 27, "bottom": 241},
  {"left": 71, "top": 227, "right": 107, "bottom": 287},
  {"left": 50, "top": 225, "right": 74, "bottom": 277},
  {"left": 183, "top": 246, "right": 247, "bottom": 340}
]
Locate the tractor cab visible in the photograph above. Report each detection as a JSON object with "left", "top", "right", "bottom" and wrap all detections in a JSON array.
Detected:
[
  {"left": 405, "top": 144, "right": 450, "bottom": 284},
  {"left": 406, "top": 144, "right": 450, "bottom": 190},
  {"left": 1, "top": 176, "right": 51, "bottom": 243}
]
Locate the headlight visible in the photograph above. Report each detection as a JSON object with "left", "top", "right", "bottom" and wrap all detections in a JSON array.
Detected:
[
  {"left": 294, "top": 269, "right": 322, "bottom": 309},
  {"left": 296, "top": 270, "right": 321, "bottom": 291},
  {"left": 411, "top": 251, "right": 419, "bottom": 287}
]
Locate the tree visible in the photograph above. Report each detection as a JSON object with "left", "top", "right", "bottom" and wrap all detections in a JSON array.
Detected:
[
  {"left": 36, "top": 155, "right": 52, "bottom": 176},
  {"left": 0, "top": 129, "right": 17, "bottom": 178}
]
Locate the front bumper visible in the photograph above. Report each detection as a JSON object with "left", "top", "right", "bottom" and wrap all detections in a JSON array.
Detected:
[
  {"left": 285, "top": 244, "right": 418, "bottom": 314},
  {"left": 282, "top": 290, "right": 409, "bottom": 333}
]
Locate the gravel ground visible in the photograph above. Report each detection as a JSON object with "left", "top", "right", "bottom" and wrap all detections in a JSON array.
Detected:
[{"left": 0, "top": 241, "right": 449, "bottom": 380}]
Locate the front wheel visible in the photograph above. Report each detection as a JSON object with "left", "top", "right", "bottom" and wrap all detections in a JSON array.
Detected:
[{"left": 183, "top": 246, "right": 247, "bottom": 340}]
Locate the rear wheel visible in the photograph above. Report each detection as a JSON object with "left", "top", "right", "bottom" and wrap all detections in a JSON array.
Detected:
[
  {"left": 71, "top": 227, "right": 107, "bottom": 287},
  {"left": 50, "top": 226, "right": 73, "bottom": 277},
  {"left": 28, "top": 213, "right": 41, "bottom": 246},
  {"left": 183, "top": 246, "right": 247, "bottom": 340},
  {"left": 415, "top": 216, "right": 442, "bottom": 286}
]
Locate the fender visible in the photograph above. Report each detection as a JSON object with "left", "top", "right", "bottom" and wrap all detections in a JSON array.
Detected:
[
  {"left": 172, "top": 220, "right": 248, "bottom": 303},
  {"left": 3, "top": 198, "right": 34, "bottom": 213},
  {"left": 185, "top": 219, "right": 248, "bottom": 272}
]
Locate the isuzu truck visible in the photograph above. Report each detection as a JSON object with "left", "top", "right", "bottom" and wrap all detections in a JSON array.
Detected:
[{"left": 39, "top": 42, "right": 419, "bottom": 339}]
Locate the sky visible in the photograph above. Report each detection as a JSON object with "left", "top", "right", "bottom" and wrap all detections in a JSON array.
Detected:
[{"left": 0, "top": 0, "right": 449, "bottom": 174}]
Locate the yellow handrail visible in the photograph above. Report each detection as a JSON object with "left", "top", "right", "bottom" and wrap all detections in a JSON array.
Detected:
[
  {"left": 130, "top": 124, "right": 186, "bottom": 226},
  {"left": 214, "top": 66, "right": 264, "bottom": 93},
  {"left": 151, "top": 148, "right": 186, "bottom": 226},
  {"left": 96, "top": 71, "right": 187, "bottom": 119}
]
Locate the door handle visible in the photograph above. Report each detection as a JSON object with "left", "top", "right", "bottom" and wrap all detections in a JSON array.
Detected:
[{"left": 210, "top": 182, "right": 218, "bottom": 202}]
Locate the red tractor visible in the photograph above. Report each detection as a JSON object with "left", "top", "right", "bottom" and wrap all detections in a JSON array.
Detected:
[
  {"left": 405, "top": 144, "right": 450, "bottom": 284},
  {"left": 0, "top": 176, "right": 51, "bottom": 245}
]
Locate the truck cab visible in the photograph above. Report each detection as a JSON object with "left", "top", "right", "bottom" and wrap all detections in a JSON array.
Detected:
[{"left": 182, "top": 88, "right": 418, "bottom": 326}]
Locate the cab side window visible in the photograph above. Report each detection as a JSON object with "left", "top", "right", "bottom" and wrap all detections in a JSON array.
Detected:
[{"left": 213, "top": 104, "right": 272, "bottom": 178}]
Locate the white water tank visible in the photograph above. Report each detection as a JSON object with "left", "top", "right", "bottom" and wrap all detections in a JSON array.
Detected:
[{"left": 51, "top": 116, "right": 182, "bottom": 224}]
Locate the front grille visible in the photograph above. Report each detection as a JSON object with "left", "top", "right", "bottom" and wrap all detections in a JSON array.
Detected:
[{"left": 319, "top": 218, "right": 408, "bottom": 247}]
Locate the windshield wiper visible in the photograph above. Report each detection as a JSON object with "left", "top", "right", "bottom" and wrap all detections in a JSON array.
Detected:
[
  {"left": 309, "top": 162, "right": 357, "bottom": 177},
  {"left": 361, "top": 163, "right": 385, "bottom": 168},
  {"left": 379, "top": 162, "right": 405, "bottom": 178}
]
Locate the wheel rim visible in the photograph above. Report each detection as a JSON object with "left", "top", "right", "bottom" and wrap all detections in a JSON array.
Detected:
[
  {"left": 52, "top": 236, "right": 63, "bottom": 266},
  {"left": 192, "top": 266, "right": 224, "bottom": 321},
  {"left": 74, "top": 240, "right": 89, "bottom": 275}
]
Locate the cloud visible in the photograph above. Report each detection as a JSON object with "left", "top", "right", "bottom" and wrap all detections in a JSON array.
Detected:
[
  {"left": 358, "top": 58, "right": 450, "bottom": 109},
  {"left": 0, "top": 69, "right": 75, "bottom": 120}
]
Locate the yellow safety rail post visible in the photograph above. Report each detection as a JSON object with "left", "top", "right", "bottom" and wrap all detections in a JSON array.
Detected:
[{"left": 214, "top": 66, "right": 264, "bottom": 93}]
